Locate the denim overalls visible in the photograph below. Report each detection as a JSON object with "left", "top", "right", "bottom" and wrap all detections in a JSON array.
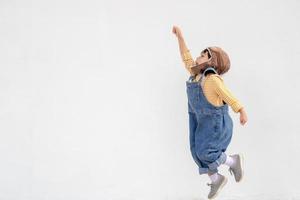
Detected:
[{"left": 186, "top": 67, "right": 233, "bottom": 175}]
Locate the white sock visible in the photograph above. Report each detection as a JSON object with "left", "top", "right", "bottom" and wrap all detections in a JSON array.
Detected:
[
  {"left": 224, "top": 155, "right": 236, "bottom": 167},
  {"left": 209, "top": 173, "right": 220, "bottom": 183}
]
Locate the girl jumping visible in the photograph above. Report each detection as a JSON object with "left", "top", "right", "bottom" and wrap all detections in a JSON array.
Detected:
[{"left": 172, "top": 25, "right": 248, "bottom": 199}]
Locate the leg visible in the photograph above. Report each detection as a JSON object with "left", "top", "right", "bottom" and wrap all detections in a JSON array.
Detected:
[
  {"left": 196, "top": 148, "right": 227, "bottom": 173},
  {"left": 188, "top": 110, "right": 210, "bottom": 174},
  {"left": 196, "top": 113, "right": 233, "bottom": 173}
]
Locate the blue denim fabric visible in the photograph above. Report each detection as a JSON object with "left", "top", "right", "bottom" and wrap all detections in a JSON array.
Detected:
[{"left": 186, "top": 68, "right": 233, "bottom": 175}]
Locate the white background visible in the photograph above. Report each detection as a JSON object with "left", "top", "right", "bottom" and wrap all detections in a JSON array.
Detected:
[{"left": 1, "top": 0, "right": 300, "bottom": 199}]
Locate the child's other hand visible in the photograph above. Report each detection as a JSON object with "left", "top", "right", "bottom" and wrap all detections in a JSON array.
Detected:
[{"left": 239, "top": 108, "right": 248, "bottom": 126}]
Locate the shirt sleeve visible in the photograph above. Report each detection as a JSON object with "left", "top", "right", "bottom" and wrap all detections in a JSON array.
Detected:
[
  {"left": 210, "top": 75, "right": 244, "bottom": 113},
  {"left": 182, "top": 50, "right": 196, "bottom": 76}
]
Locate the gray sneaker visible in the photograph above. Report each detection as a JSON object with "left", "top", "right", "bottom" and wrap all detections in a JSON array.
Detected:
[
  {"left": 207, "top": 174, "right": 228, "bottom": 199},
  {"left": 228, "top": 154, "right": 244, "bottom": 182}
]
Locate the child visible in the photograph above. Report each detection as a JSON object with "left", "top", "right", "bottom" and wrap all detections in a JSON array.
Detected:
[{"left": 172, "top": 26, "right": 248, "bottom": 199}]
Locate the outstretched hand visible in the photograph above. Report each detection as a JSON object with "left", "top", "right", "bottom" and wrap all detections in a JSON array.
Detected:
[
  {"left": 239, "top": 108, "right": 248, "bottom": 126},
  {"left": 172, "top": 25, "right": 183, "bottom": 38}
]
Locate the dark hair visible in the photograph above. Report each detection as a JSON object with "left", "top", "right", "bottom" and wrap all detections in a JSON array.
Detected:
[{"left": 203, "top": 49, "right": 212, "bottom": 59}]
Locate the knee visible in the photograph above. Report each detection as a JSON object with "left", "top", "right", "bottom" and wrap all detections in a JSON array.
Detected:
[
  {"left": 197, "top": 150, "right": 218, "bottom": 162},
  {"left": 196, "top": 150, "right": 209, "bottom": 161}
]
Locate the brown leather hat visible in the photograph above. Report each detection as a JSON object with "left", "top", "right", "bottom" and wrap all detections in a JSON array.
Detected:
[{"left": 191, "top": 46, "right": 231, "bottom": 75}]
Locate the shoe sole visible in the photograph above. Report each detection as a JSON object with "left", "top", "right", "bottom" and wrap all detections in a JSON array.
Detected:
[
  {"left": 208, "top": 177, "right": 228, "bottom": 200},
  {"left": 236, "top": 153, "right": 244, "bottom": 183}
]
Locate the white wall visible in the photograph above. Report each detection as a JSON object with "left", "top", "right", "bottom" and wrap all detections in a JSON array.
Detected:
[{"left": 1, "top": 0, "right": 300, "bottom": 199}]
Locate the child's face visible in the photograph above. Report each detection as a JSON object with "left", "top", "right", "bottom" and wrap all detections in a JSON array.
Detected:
[
  {"left": 190, "top": 48, "right": 212, "bottom": 74},
  {"left": 195, "top": 51, "right": 210, "bottom": 67}
]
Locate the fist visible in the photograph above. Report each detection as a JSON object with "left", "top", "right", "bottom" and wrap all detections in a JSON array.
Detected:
[
  {"left": 239, "top": 108, "right": 248, "bottom": 126},
  {"left": 172, "top": 25, "right": 182, "bottom": 37}
]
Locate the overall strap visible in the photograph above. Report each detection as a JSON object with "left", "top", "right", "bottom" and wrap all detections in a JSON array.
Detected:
[
  {"left": 188, "top": 75, "right": 196, "bottom": 82},
  {"left": 200, "top": 67, "right": 218, "bottom": 83},
  {"left": 200, "top": 67, "right": 227, "bottom": 105},
  {"left": 203, "top": 67, "right": 218, "bottom": 76}
]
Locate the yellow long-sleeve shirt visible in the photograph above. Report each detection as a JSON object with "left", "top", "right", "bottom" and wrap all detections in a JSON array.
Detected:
[{"left": 182, "top": 50, "right": 243, "bottom": 113}]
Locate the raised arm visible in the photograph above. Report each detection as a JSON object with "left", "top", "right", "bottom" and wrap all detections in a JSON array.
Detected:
[{"left": 172, "top": 26, "right": 196, "bottom": 76}]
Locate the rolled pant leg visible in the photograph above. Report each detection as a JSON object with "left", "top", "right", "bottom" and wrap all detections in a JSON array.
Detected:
[{"left": 196, "top": 150, "right": 227, "bottom": 173}]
